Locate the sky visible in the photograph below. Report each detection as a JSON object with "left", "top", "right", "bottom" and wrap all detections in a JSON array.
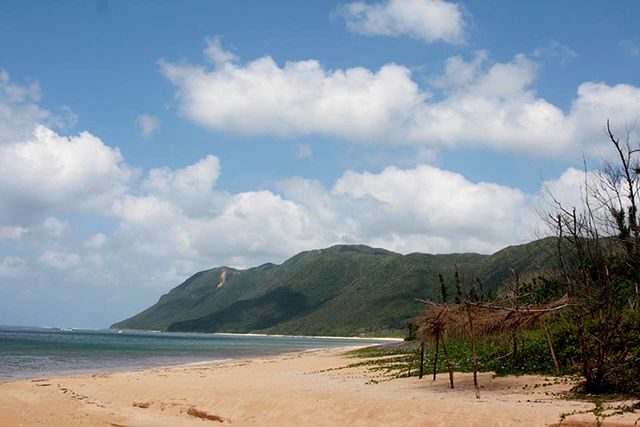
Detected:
[{"left": 1, "top": 0, "right": 639, "bottom": 328}]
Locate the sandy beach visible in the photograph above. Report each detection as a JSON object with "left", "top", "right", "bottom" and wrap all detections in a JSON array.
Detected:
[{"left": 1, "top": 346, "right": 637, "bottom": 427}]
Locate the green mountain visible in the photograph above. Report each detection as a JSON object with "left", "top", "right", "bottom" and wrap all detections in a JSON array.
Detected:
[{"left": 111, "top": 239, "right": 560, "bottom": 336}]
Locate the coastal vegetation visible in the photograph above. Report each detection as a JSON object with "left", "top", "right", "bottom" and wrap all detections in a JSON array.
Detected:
[{"left": 411, "top": 122, "right": 640, "bottom": 396}]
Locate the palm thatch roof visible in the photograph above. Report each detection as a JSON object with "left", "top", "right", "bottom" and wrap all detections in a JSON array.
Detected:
[{"left": 415, "top": 295, "right": 569, "bottom": 341}]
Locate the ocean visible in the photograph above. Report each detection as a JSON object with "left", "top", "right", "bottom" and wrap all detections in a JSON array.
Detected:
[{"left": 0, "top": 325, "right": 390, "bottom": 381}]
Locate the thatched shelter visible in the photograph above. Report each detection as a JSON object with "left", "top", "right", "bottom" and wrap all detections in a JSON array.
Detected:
[{"left": 414, "top": 296, "right": 569, "bottom": 397}]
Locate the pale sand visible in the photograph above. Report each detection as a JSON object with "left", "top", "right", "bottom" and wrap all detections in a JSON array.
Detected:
[{"left": 1, "top": 346, "right": 638, "bottom": 427}]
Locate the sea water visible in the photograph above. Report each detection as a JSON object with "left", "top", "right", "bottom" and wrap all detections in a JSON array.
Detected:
[{"left": 0, "top": 325, "right": 389, "bottom": 381}]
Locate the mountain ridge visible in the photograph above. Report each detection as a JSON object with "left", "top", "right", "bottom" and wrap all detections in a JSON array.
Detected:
[{"left": 112, "top": 238, "right": 559, "bottom": 336}]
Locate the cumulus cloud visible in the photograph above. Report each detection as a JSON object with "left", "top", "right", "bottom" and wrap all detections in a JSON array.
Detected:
[
  {"left": 106, "top": 155, "right": 543, "bottom": 268},
  {"left": 109, "top": 155, "right": 323, "bottom": 263},
  {"left": 85, "top": 233, "right": 107, "bottom": 249},
  {"left": 203, "top": 36, "right": 238, "bottom": 65},
  {"left": 337, "top": 0, "right": 465, "bottom": 44},
  {"left": 0, "top": 225, "right": 28, "bottom": 240},
  {"left": 141, "top": 155, "right": 221, "bottom": 216},
  {"left": 538, "top": 166, "right": 636, "bottom": 238},
  {"left": 161, "top": 54, "right": 422, "bottom": 144},
  {"left": 541, "top": 167, "right": 590, "bottom": 210},
  {"left": 0, "top": 70, "right": 50, "bottom": 145},
  {"left": 162, "top": 44, "right": 640, "bottom": 158},
  {"left": 136, "top": 114, "right": 160, "bottom": 138},
  {"left": 0, "top": 217, "right": 68, "bottom": 241},
  {"left": 334, "top": 165, "right": 530, "bottom": 246},
  {"left": 0, "top": 256, "right": 26, "bottom": 277},
  {"left": 0, "top": 70, "right": 76, "bottom": 145},
  {"left": 103, "top": 153, "right": 614, "bottom": 276},
  {"left": 0, "top": 125, "right": 134, "bottom": 222},
  {"left": 42, "top": 217, "right": 68, "bottom": 238},
  {"left": 39, "top": 251, "right": 80, "bottom": 270}
]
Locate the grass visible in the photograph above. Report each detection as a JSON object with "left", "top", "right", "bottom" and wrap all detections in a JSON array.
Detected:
[
  {"left": 558, "top": 400, "right": 640, "bottom": 426},
  {"left": 348, "top": 330, "right": 576, "bottom": 379}
]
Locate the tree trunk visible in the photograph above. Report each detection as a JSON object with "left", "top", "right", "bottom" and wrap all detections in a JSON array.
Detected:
[{"left": 543, "top": 320, "right": 560, "bottom": 376}]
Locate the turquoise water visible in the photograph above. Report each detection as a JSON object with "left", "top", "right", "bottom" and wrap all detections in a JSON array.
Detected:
[{"left": 0, "top": 326, "right": 389, "bottom": 381}]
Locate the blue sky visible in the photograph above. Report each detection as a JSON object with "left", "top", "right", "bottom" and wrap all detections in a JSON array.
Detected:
[{"left": 0, "top": 0, "right": 639, "bottom": 328}]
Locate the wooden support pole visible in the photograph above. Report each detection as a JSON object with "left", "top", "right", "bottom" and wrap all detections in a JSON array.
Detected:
[
  {"left": 471, "top": 334, "right": 479, "bottom": 398},
  {"left": 419, "top": 342, "right": 425, "bottom": 379},
  {"left": 466, "top": 304, "right": 480, "bottom": 399},
  {"left": 512, "top": 331, "right": 518, "bottom": 367},
  {"left": 432, "top": 327, "right": 440, "bottom": 381},
  {"left": 440, "top": 334, "right": 454, "bottom": 389}
]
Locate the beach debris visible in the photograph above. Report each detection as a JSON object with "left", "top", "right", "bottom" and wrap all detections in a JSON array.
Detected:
[
  {"left": 186, "top": 407, "right": 225, "bottom": 422},
  {"left": 133, "top": 401, "right": 151, "bottom": 409}
]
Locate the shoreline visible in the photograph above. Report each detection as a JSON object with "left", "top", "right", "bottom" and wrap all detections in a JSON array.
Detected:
[
  {"left": 2, "top": 346, "right": 638, "bottom": 426},
  {"left": 0, "top": 345, "right": 370, "bottom": 386},
  {"left": 1, "top": 326, "right": 395, "bottom": 384},
  {"left": 110, "top": 326, "right": 404, "bottom": 341},
  {"left": 3, "top": 324, "right": 405, "bottom": 341},
  {"left": 208, "top": 331, "right": 403, "bottom": 341},
  {"left": 0, "top": 357, "right": 236, "bottom": 386}
]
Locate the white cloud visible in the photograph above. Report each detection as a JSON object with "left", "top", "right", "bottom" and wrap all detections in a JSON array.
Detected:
[
  {"left": 85, "top": 233, "right": 107, "bottom": 249},
  {"left": 537, "top": 166, "right": 635, "bottom": 237},
  {"left": 0, "top": 70, "right": 75, "bottom": 145},
  {"left": 295, "top": 143, "right": 313, "bottom": 159},
  {"left": 0, "top": 256, "right": 26, "bottom": 277},
  {"left": 112, "top": 195, "right": 181, "bottom": 226},
  {"left": 39, "top": 251, "right": 80, "bottom": 270},
  {"left": 338, "top": 0, "right": 465, "bottom": 44},
  {"left": 136, "top": 114, "right": 160, "bottom": 138},
  {"left": 42, "top": 217, "right": 68, "bottom": 238},
  {"left": 0, "top": 225, "right": 28, "bottom": 240},
  {"left": 568, "top": 82, "right": 640, "bottom": 157},
  {"left": 0, "top": 70, "right": 50, "bottom": 145},
  {"left": 1, "top": 218, "right": 70, "bottom": 243},
  {"left": 161, "top": 54, "right": 423, "bottom": 144},
  {"left": 163, "top": 45, "right": 640, "bottom": 158},
  {"left": 334, "top": 165, "right": 529, "bottom": 240},
  {"left": 146, "top": 259, "right": 201, "bottom": 288},
  {"left": 107, "top": 156, "right": 542, "bottom": 267},
  {"left": 0, "top": 125, "right": 134, "bottom": 222},
  {"left": 533, "top": 40, "right": 578, "bottom": 65},
  {"left": 203, "top": 36, "right": 238, "bottom": 65},
  {"left": 108, "top": 155, "right": 616, "bottom": 270},
  {"left": 141, "top": 155, "right": 221, "bottom": 216},
  {"left": 541, "top": 167, "right": 590, "bottom": 210}
]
